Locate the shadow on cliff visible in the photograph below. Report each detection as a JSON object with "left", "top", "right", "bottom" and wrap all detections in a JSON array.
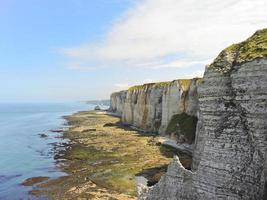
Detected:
[
  {"left": 135, "top": 165, "right": 169, "bottom": 186},
  {"left": 159, "top": 144, "right": 192, "bottom": 170},
  {"left": 264, "top": 183, "right": 267, "bottom": 200},
  {"left": 134, "top": 144, "right": 192, "bottom": 186},
  {"left": 135, "top": 146, "right": 192, "bottom": 187}
]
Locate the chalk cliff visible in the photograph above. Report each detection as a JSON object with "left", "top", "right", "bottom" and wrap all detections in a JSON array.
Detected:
[
  {"left": 142, "top": 29, "right": 267, "bottom": 200},
  {"left": 110, "top": 91, "right": 127, "bottom": 116},
  {"left": 110, "top": 79, "right": 200, "bottom": 144}
]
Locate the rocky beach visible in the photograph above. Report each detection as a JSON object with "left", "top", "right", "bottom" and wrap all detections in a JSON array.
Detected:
[
  {"left": 36, "top": 111, "right": 191, "bottom": 199},
  {"left": 22, "top": 29, "right": 267, "bottom": 200},
  {"left": 1, "top": 1, "right": 266, "bottom": 199}
]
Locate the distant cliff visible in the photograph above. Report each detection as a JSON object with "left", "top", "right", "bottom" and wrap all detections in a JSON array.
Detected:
[
  {"left": 110, "top": 78, "right": 201, "bottom": 144},
  {"left": 141, "top": 29, "right": 267, "bottom": 200},
  {"left": 110, "top": 91, "right": 127, "bottom": 116}
]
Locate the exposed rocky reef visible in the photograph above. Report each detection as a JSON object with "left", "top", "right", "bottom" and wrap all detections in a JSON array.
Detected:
[
  {"left": 110, "top": 79, "right": 201, "bottom": 145},
  {"left": 141, "top": 29, "right": 267, "bottom": 200}
]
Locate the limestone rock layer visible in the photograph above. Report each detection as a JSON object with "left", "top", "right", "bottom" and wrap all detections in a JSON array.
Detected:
[
  {"left": 110, "top": 79, "right": 200, "bottom": 137},
  {"left": 143, "top": 29, "right": 267, "bottom": 200},
  {"left": 110, "top": 91, "right": 127, "bottom": 116}
]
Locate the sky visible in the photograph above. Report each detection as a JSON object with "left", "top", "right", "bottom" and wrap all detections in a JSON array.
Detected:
[{"left": 0, "top": 0, "right": 266, "bottom": 102}]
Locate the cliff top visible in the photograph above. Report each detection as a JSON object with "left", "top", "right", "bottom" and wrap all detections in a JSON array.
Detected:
[
  {"left": 111, "top": 90, "right": 127, "bottom": 96},
  {"left": 210, "top": 28, "right": 267, "bottom": 73},
  {"left": 128, "top": 79, "right": 193, "bottom": 92}
]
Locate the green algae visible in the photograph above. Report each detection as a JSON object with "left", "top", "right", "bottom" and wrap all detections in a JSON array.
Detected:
[
  {"left": 210, "top": 28, "right": 267, "bottom": 73},
  {"left": 67, "top": 141, "right": 179, "bottom": 196},
  {"left": 68, "top": 145, "right": 116, "bottom": 161},
  {"left": 49, "top": 111, "right": 191, "bottom": 198},
  {"left": 166, "top": 113, "right": 198, "bottom": 144}
]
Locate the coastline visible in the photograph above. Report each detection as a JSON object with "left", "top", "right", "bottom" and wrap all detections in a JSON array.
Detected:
[
  {"left": 35, "top": 110, "right": 191, "bottom": 199},
  {"left": 0, "top": 102, "right": 93, "bottom": 199}
]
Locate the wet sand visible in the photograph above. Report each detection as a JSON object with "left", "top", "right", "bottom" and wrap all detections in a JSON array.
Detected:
[{"left": 36, "top": 111, "right": 191, "bottom": 199}]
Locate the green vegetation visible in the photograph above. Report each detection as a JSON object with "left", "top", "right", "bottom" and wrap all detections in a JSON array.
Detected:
[
  {"left": 210, "top": 28, "right": 267, "bottom": 73},
  {"left": 111, "top": 91, "right": 126, "bottom": 96},
  {"left": 128, "top": 84, "right": 149, "bottom": 91},
  {"left": 166, "top": 113, "right": 198, "bottom": 144},
  {"left": 154, "top": 81, "right": 173, "bottom": 88},
  {"left": 128, "top": 81, "right": 173, "bottom": 91},
  {"left": 128, "top": 79, "right": 194, "bottom": 92},
  {"left": 68, "top": 145, "right": 116, "bottom": 160},
  {"left": 178, "top": 79, "right": 191, "bottom": 91},
  {"left": 46, "top": 111, "right": 190, "bottom": 199}
]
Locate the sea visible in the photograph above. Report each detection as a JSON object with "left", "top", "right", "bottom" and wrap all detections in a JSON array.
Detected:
[{"left": 0, "top": 102, "right": 99, "bottom": 200}]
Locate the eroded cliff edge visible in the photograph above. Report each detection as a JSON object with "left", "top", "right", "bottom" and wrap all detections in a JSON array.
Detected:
[
  {"left": 110, "top": 79, "right": 201, "bottom": 146},
  {"left": 141, "top": 29, "right": 267, "bottom": 200}
]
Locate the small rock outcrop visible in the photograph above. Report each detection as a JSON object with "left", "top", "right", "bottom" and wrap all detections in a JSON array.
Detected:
[
  {"left": 142, "top": 29, "right": 267, "bottom": 200},
  {"left": 94, "top": 105, "right": 101, "bottom": 110}
]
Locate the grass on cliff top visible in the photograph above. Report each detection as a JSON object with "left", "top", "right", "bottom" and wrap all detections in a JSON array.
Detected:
[
  {"left": 128, "top": 81, "right": 172, "bottom": 91},
  {"left": 128, "top": 79, "right": 193, "bottom": 92},
  {"left": 166, "top": 112, "right": 198, "bottom": 144},
  {"left": 210, "top": 28, "right": 267, "bottom": 73},
  {"left": 178, "top": 79, "right": 192, "bottom": 91},
  {"left": 111, "top": 90, "right": 127, "bottom": 97}
]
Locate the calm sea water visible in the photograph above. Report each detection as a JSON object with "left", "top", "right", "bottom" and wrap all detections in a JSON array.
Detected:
[{"left": 0, "top": 102, "right": 97, "bottom": 200}]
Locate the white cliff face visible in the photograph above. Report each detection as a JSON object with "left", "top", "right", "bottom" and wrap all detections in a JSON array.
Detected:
[
  {"left": 160, "top": 79, "right": 199, "bottom": 134},
  {"left": 110, "top": 80, "right": 199, "bottom": 135},
  {"left": 191, "top": 58, "right": 267, "bottom": 200},
  {"left": 143, "top": 29, "right": 267, "bottom": 200},
  {"left": 110, "top": 91, "right": 127, "bottom": 116},
  {"left": 160, "top": 81, "right": 183, "bottom": 134},
  {"left": 122, "top": 84, "right": 164, "bottom": 132},
  {"left": 139, "top": 156, "right": 195, "bottom": 200}
]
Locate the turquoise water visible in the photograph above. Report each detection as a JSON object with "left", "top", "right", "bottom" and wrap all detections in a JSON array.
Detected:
[{"left": 0, "top": 102, "right": 96, "bottom": 199}]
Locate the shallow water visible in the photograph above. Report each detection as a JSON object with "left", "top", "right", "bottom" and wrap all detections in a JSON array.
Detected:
[{"left": 0, "top": 102, "right": 97, "bottom": 199}]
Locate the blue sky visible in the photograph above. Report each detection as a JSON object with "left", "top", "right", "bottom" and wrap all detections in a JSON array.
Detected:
[
  {"left": 0, "top": 0, "right": 266, "bottom": 102},
  {"left": 0, "top": 0, "right": 132, "bottom": 102}
]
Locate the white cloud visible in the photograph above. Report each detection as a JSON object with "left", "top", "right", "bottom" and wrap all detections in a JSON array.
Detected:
[{"left": 62, "top": 0, "right": 267, "bottom": 70}]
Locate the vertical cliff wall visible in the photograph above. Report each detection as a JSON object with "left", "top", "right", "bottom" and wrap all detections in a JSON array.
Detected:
[
  {"left": 142, "top": 29, "right": 267, "bottom": 200},
  {"left": 110, "top": 91, "right": 127, "bottom": 116},
  {"left": 110, "top": 79, "right": 200, "bottom": 142}
]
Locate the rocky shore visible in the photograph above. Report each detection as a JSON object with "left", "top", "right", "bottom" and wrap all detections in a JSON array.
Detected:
[
  {"left": 35, "top": 111, "right": 191, "bottom": 199},
  {"left": 27, "top": 29, "right": 266, "bottom": 200}
]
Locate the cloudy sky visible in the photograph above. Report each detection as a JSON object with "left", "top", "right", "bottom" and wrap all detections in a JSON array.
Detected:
[{"left": 0, "top": 0, "right": 266, "bottom": 102}]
